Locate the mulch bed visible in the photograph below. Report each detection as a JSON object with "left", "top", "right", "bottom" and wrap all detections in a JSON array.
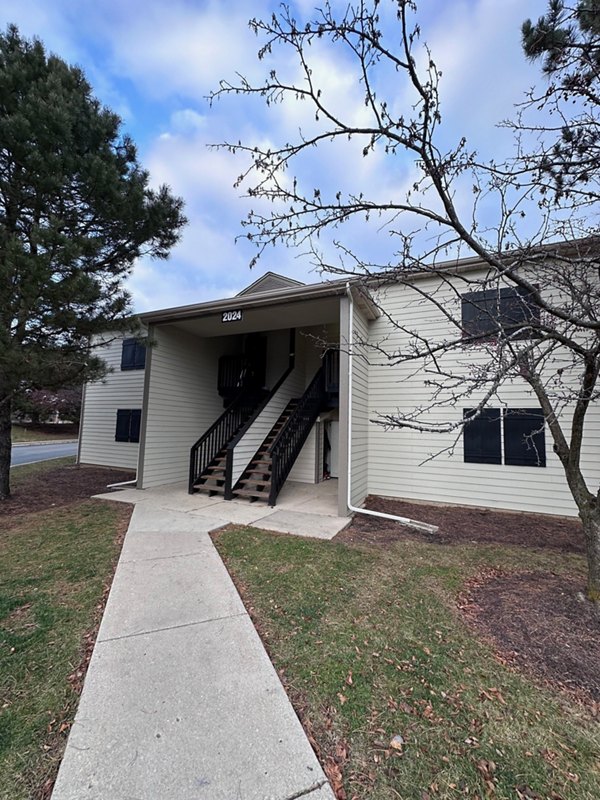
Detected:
[
  {"left": 460, "top": 570, "right": 600, "bottom": 705},
  {"left": 1, "top": 464, "right": 135, "bottom": 519},
  {"left": 338, "top": 494, "right": 584, "bottom": 553},
  {"left": 339, "top": 495, "right": 599, "bottom": 704}
]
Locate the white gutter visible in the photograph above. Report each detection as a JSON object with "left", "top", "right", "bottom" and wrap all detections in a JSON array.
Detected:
[{"left": 344, "top": 283, "right": 439, "bottom": 535}]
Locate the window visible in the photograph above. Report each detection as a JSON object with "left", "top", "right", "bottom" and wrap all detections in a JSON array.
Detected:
[
  {"left": 504, "top": 408, "right": 546, "bottom": 467},
  {"left": 115, "top": 409, "right": 141, "bottom": 443},
  {"left": 121, "top": 338, "right": 146, "bottom": 370},
  {"left": 461, "top": 286, "right": 540, "bottom": 341},
  {"left": 464, "top": 407, "right": 546, "bottom": 467},
  {"left": 463, "top": 409, "right": 502, "bottom": 464}
]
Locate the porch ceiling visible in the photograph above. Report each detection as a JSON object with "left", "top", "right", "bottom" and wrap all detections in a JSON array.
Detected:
[{"left": 165, "top": 296, "right": 341, "bottom": 338}]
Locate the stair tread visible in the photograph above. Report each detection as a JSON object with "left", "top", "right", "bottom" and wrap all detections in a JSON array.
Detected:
[
  {"left": 193, "top": 396, "right": 306, "bottom": 502},
  {"left": 195, "top": 484, "right": 225, "bottom": 494},
  {"left": 234, "top": 488, "right": 269, "bottom": 499}
]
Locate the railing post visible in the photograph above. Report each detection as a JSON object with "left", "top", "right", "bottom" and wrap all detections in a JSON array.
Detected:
[
  {"left": 224, "top": 447, "right": 234, "bottom": 501},
  {"left": 188, "top": 449, "right": 196, "bottom": 494}
]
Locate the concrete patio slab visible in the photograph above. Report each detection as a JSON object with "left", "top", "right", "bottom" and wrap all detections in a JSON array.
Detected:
[
  {"left": 52, "top": 615, "right": 332, "bottom": 800},
  {"left": 251, "top": 508, "right": 349, "bottom": 539},
  {"left": 95, "top": 478, "right": 342, "bottom": 520},
  {"left": 93, "top": 487, "right": 148, "bottom": 505},
  {"left": 190, "top": 500, "right": 278, "bottom": 526},
  {"left": 145, "top": 490, "right": 225, "bottom": 513}
]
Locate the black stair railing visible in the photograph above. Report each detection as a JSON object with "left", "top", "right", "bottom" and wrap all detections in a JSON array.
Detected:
[
  {"left": 223, "top": 362, "right": 294, "bottom": 500},
  {"left": 268, "top": 365, "right": 326, "bottom": 506},
  {"left": 188, "top": 390, "right": 264, "bottom": 494},
  {"left": 217, "top": 354, "right": 251, "bottom": 398}
]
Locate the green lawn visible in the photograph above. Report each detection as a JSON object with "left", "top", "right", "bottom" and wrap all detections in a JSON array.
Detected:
[
  {"left": 11, "top": 425, "right": 77, "bottom": 443},
  {"left": 0, "top": 499, "right": 130, "bottom": 799},
  {"left": 215, "top": 528, "right": 600, "bottom": 800}
]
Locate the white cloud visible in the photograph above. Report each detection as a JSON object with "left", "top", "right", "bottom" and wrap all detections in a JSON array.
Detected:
[
  {"left": 0, "top": 0, "right": 558, "bottom": 311},
  {"left": 96, "top": 0, "right": 270, "bottom": 101},
  {"left": 168, "top": 108, "right": 208, "bottom": 134}
]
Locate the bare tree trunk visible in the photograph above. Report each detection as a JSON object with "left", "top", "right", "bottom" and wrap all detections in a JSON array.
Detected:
[
  {"left": 0, "top": 396, "right": 12, "bottom": 499},
  {"left": 580, "top": 508, "right": 600, "bottom": 602}
]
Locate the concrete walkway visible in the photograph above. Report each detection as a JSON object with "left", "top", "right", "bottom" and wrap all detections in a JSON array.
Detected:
[{"left": 51, "top": 484, "right": 341, "bottom": 800}]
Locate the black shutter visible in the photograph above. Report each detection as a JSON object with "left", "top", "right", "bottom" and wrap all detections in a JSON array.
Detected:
[
  {"left": 504, "top": 408, "right": 546, "bottom": 466},
  {"left": 499, "top": 287, "right": 540, "bottom": 338},
  {"left": 461, "top": 290, "right": 498, "bottom": 339},
  {"left": 134, "top": 342, "right": 146, "bottom": 369},
  {"left": 463, "top": 408, "right": 502, "bottom": 464},
  {"left": 115, "top": 410, "right": 131, "bottom": 442},
  {"left": 121, "top": 338, "right": 136, "bottom": 370},
  {"left": 129, "top": 410, "right": 142, "bottom": 443}
]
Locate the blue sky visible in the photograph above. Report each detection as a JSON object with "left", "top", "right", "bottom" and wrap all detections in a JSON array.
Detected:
[{"left": 2, "top": 0, "right": 548, "bottom": 311}]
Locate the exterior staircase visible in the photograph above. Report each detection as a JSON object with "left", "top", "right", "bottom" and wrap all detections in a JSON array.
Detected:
[
  {"left": 232, "top": 401, "right": 298, "bottom": 502},
  {"left": 189, "top": 389, "right": 267, "bottom": 496},
  {"left": 190, "top": 353, "right": 335, "bottom": 505},
  {"left": 192, "top": 447, "right": 229, "bottom": 496}
]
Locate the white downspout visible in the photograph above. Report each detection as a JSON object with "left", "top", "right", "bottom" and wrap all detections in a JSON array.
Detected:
[
  {"left": 106, "top": 476, "right": 138, "bottom": 489},
  {"left": 344, "top": 283, "right": 438, "bottom": 535}
]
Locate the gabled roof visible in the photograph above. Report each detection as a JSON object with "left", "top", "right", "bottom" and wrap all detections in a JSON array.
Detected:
[
  {"left": 139, "top": 276, "right": 380, "bottom": 325},
  {"left": 237, "top": 272, "right": 305, "bottom": 296}
]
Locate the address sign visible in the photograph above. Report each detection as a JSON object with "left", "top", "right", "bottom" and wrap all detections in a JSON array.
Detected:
[{"left": 222, "top": 309, "right": 243, "bottom": 323}]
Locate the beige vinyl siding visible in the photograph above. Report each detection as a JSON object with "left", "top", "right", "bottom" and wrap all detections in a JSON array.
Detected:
[
  {"left": 350, "top": 304, "right": 370, "bottom": 507},
  {"left": 78, "top": 334, "right": 145, "bottom": 470},
  {"left": 367, "top": 276, "right": 600, "bottom": 517},
  {"left": 288, "top": 425, "right": 318, "bottom": 483},
  {"left": 231, "top": 329, "right": 326, "bottom": 487},
  {"left": 231, "top": 367, "right": 305, "bottom": 485},
  {"left": 140, "top": 326, "right": 233, "bottom": 488},
  {"left": 265, "top": 329, "right": 292, "bottom": 387},
  {"left": 285, "top": 327, "right": 332, "bottom": 485}
]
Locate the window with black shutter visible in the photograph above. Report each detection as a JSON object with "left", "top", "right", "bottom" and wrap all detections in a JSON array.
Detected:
[
  {"left": 463, "top": 406, "right": 546, "bottom": 467},
  {"left": 504, "top": 408, "right": 546, "bottom": 467},
  {"left": 461, "top": 286, "right": 540, "bottom": 341},
  {"left": 121, "top": 338, "right": 146, "bottom": 370},
  {"left": 463, "top": 408, "right": 502, "bottom": 464},
  {"left": 115, "top": 409, "right": 142, "bottom": 443}
]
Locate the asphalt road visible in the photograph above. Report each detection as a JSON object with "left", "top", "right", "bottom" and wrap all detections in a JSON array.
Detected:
[{"left": 11, "top": 441, "right": 78, "bottom": 467}]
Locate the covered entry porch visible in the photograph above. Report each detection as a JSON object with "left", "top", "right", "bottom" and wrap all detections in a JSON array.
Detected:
[{"left": 137, "top": 284, "right": 343, "bottom": 508}]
